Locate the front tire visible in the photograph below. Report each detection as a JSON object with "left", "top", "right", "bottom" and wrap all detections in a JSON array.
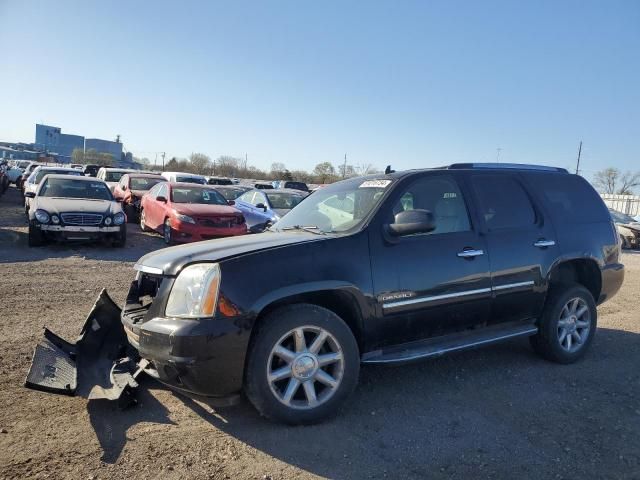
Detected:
[
  {"left": 530, "top": 283, "right": 597, "bottom": 364},
  {"left": 28, "top": 223, "right": 44, "bottom": 247},
  {"left": 245, "top": 304, "right": 360, "bottom": 425},
  {"left": 139, "top": 209, "right": 150, "bottom": 232},
  {"left": 163, "top": 219, "right": 173, "bottom": 245}
]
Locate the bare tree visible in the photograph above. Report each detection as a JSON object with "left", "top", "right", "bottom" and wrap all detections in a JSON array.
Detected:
[
  {"left": 189, "top": 153, "right": 212, "bottom": 175},
  {"left": 593, "top": 168, "right": 620, "bottom": 194},
  {"left": 593, "top": 168, "right": 640, "bottom": 195},
  {"left": 618, "top": 171, "right": 640, "bottom": 195}
]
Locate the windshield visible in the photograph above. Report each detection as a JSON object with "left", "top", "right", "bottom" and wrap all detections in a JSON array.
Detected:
[
  {"left": 35, "top": 169, "right": 82, "bottom": 184},
  {"left": 40, "top": 178, "right": 113, "bottom": 200},
  {"left": 176, "top": 176, "right": 206, "bottom": 184},
  {"left": 171, "top": 187, "right": 228, "bottom": 205},
  {"left": 105, "top": 171, "right": 125, "bottom": 182},
  {"left": 216, "top": 187, "right": 249, "bottom": 200},
  {"left": 265, "top": 191, "right": 305, "bottom": 210},
  {"left": 610, "top": 209, "right": 636, "bottom": 224},
  {"left": 130, "top": 177, "right": 164, "bottom": 190},
  {"left": 274, "top": 177, "right": 390, "bottom": 232}
]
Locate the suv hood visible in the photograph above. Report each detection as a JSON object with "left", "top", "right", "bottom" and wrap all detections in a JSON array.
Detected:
[{"left": 136, "top": 230, "right": 326, "bottom": 276}]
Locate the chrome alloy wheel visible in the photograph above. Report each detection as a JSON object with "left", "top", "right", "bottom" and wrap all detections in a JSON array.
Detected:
[
  {"left": 267, "top": 326, "right": 344, "bottom": 410},
  {"left": 557, "top": 297, "right": 591, "bottom": 353}
]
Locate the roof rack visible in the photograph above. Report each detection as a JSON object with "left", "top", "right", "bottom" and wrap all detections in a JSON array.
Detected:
[{"left": 448, "top": 163, "right": 568, "bottom": 173}]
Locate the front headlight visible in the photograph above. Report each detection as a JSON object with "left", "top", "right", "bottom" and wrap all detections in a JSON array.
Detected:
[
  {"left": 175, "top": 213, "right": 196, "bottom": 224},
  {"left": 166, "top": 263, "right": 221, "bottom": 318},
  {"left": 113, "top": 212, "right": 125, "bottom": 225},
  {"left": 35, "top": 209, "right": 50, "bottom": 223}
]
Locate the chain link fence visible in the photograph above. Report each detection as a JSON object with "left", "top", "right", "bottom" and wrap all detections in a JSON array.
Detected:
[{"left": 601, "top": 194, "right": 640, "bottom": 216}]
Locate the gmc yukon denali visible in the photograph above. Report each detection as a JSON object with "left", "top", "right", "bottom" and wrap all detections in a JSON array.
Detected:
[{"left": 27, "top": 163, "right": 625, "bottom": 424}]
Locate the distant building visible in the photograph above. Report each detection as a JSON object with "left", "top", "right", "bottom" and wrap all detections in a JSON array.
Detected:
[{"left": 35, "top": 124, "right": 84, "bottom": 162}]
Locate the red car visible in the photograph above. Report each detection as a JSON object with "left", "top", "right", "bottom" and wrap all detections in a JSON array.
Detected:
[
  {"left": 113, "top": 173, "right": 165, "bottom": 222},
  {"left": 140, "top": 182, "right": 247, "bottom": 244}
]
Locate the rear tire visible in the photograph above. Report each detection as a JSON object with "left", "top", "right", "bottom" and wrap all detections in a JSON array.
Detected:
[
  {"left": 28, "top": 223, "right": 44, "bottom": 247},
  {"left": 530, "top": 283, "right": 597, "bottom": 364},
  {"left": 244, "top": 304, "right": 360, "bottom": 425}
]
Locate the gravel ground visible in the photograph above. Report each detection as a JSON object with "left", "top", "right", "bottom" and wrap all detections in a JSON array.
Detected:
[{"left": 0, "top": 183, "right": 639, "bottom": 480}]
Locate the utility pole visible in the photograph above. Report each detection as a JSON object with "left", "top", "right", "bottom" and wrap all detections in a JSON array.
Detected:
[
  {"left": 575, "top": 141, "right": 582, "bottom": 175},
  {"left": 161, "top": 152, "right": 166, "bottom": 170},
  {"left": 154, "top": 152, "right": 158, "bottom": 168},
  {"left": 343, "top": 153, "right": 347, "bottom": 179}
]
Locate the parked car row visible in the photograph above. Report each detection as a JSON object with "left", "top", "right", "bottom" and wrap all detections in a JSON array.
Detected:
[
  {"left": 610, "top": 208, "right": 640, "bottom": 249},
  {"left": 21, "top": 168, "right": 314, "bottom": 248}
]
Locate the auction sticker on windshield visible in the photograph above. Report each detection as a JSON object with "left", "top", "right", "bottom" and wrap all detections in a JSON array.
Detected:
[{"left": 359, "top": 180, "right": 391, "bottom": 188}]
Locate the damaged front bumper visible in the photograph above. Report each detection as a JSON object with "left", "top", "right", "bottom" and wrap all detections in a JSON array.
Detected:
[{"left": 25, "top": 290, "right": 147, "bottom": 407}]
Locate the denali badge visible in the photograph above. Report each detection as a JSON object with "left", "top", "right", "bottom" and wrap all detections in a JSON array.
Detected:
[{"left": 379, "top": 292, "right": 415, "bottom": 302}]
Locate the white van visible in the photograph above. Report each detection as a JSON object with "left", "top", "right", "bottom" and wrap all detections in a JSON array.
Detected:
[
  {"left": 96, "top": 168, "right": 137, "bottom": 192},
  {"left": 161, "top": 171, "right": 207, "bottom": 185}
]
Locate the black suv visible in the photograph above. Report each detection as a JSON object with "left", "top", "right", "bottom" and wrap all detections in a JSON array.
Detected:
[{"left": 122, "top": 163, "right": 624, "bottom": 424}]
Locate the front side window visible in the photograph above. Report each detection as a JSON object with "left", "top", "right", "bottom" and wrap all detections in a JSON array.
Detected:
[
  {"left": 471, "top": 174, "right": 535, "bottom": 230},
  {"left": 390, "top": 175, "right": 470, "bottom": 235},
  {"left": 170, "top": 187, "right": 227, "bottom": 205},
  {"left": 238, "top": 191, "right": 256, "bottom": 204},
  {"left": 105, "top": 171, "right": 125, "bottom": 182},
  {"left": 265, "top": 192, "right": 305, "bottom": 210},
  {"left": 130, "top": 177, "right": 164, "bottom": 191}
]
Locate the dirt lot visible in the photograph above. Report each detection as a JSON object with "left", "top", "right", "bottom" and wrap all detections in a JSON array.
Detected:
[{"left": 0, "top": 183, "right": 639, "bottom": 480}]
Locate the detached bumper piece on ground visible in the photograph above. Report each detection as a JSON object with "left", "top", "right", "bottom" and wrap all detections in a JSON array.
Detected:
[{"left": 25, "top": 289, "right": 146, "bottom": 408}]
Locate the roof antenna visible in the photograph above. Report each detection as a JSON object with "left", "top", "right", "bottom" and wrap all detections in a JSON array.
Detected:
[{"left": 384, "top": 165, "right": 395, "bottom": 175}]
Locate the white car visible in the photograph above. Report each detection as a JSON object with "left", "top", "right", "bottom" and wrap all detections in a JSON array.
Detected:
[
  {"left": 160, "top": 171, "right": 207, "bottom": 184},
  {"left": 24, "top": 166, "right": 83, "bottom": 214},
  {"left": 96, "top": 167, "right": 137, "bottom": 192}
]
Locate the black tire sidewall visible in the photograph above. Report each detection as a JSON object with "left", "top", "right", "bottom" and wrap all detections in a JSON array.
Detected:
[
  {"left": 245, "top": 304, "right": 360, "bottom": 425},
  {"left": 163, "top": 219, "right": 172, "bottom": 244},
  {"left": 534, "top": 284, "right": 597, "bottom": 363}
]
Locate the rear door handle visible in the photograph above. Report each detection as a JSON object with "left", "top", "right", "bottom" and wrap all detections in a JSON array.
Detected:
[
  {"left": 457, "top": 249, "right": 484, "bottom": 258},
  {"left": 534, "top": 239, "right": 556, "bottom": 248}
]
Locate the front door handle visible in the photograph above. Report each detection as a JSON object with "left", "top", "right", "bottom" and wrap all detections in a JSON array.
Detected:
[
  {"left": 534, "top": 239, "right": 556, "bottom": 248},
  {"left": 457, "top": 249, "right": 484, "bottom": 258}
]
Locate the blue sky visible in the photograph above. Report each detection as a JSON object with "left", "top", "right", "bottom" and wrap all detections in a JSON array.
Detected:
[{"left": 1, "top": 1, "right": 638, "bottom": 176}]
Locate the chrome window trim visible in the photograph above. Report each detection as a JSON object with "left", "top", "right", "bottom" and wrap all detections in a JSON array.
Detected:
[{"left": 382, "top": 280, "right": 535, "bottom": 309}]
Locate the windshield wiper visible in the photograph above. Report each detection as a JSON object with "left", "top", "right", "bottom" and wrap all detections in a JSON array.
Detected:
[{"left": 280, "top": 225, "right": 326, "bottom": 235}]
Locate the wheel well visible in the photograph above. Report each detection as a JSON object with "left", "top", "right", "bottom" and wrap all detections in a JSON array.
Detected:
[
  {"left": 549, "top": 259, "right": 601, "bottom": 301},
  {"left": 253, "top": 290, "right": 364, "bottom": 350}
]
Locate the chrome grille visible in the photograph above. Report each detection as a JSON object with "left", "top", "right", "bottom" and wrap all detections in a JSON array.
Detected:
[{"left": 60, "top": 213, "right": 103, "bottom": 226}]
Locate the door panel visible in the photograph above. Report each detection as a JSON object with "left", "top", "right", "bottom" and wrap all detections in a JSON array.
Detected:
[
  {"left": 468, "top": 173, "right": 560, "bottom": 323},
  {"left": 368, "top": 173, "right": 492, "bottom": 348}
]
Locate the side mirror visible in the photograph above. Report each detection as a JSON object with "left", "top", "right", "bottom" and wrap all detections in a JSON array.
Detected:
[
  {"left": 386, "top": 209, "right": 435, "bottom": 237},
  {"left": 156, "top": 195, "right": 167, "bottom": 203},
  {"left": 122, "top": 185, "right": 127, "bottom": 191},
  {"left": 256, "top": 203, "right": 267, "bottom": 212},
  {"left": 24, "top": 191, "right": 36, "bottom": 198},
  {"left": 227, "top": 200, "right": 235, "bottom": 206}
]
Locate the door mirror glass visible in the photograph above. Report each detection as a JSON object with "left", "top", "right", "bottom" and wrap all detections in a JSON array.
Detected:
[
  {"left": 156, "top": 195, "right": 167, "bottom": 203},
  {"left": 387, "top": 209, "right": 435, "bottom": 236},
  {"left": 24, "top": 191, "right": 36, "bottom": 198},
  {"left": 227, "top": 200, "right": 235, "bottom": 206},
  {"left": 122, "top": 184, "right": 127, "bottom": 191},
  {"left": 256, "top": 202, "right": 267, "bottom": 212}
]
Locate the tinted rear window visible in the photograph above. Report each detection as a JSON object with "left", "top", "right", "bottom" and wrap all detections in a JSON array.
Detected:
[
  {"left": 471, "top": 174, "right": 536, "bottom": 230},
  {"left": 525, "top": 173, "right": 610, "bottom": 224}
]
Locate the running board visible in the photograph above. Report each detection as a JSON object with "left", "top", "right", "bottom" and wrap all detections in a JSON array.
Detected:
[{"left": 361, "top": 320, "right": 538, "bottom": 364}]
